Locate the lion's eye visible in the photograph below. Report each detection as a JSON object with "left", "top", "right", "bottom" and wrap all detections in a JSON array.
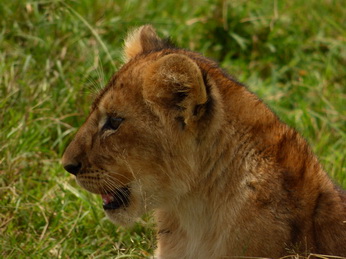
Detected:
[{"left": 103, "top": 117, "right": 124, "bottom": 131}]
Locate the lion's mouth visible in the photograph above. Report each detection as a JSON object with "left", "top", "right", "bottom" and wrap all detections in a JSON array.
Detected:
[{"left": 101, "top": 187, "right": 130, "bottom": 210}]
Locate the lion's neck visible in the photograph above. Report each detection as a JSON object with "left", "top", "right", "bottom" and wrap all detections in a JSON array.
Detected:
[
  {"left": 155, "top": 193, "right": 240, "bottom": 258},
  {"left": 155, "top": 128, "right": 256, "bottom": 258}
]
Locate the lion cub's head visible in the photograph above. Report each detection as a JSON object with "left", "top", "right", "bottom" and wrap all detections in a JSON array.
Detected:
[{"left": 62, "top": 25, "right": 219, "bottom": 225}]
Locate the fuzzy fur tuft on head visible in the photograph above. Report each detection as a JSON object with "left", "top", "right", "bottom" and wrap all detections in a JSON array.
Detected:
[{"left": 123, "top": 25, "right": 173, "bottom": 62}]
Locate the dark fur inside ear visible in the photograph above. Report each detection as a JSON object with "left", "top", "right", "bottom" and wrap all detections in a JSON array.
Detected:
[
  {"left": 175, "top": 116, "right": 186, "bottom": 130},
  {"left": 193, "top": 104, "right": 204, "bottom": 117},
  {"left": 173, "top": 91, "right": 189, "bottom": 110}
]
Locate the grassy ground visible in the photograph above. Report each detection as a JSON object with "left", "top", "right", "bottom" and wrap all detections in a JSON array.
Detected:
[{"left": 0, "top": 0, "right": 345, "bottom": 258}]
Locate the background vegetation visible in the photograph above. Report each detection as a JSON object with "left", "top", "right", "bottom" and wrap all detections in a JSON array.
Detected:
[{"left": 0, "top": 0, "right": 345, "bottom": 258}]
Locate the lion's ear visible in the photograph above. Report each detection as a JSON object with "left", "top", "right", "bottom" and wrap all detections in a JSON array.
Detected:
[
  {"left": 143, "top": 54, "right": 208, "bottom": 127},
  {"left": 123, "top": 25, "right": 165, "bottom": 62}
]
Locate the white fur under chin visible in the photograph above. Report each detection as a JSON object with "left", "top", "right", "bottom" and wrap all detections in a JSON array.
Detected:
[{"left": 105, "top": 208, "right": 138, "bottom": 226}]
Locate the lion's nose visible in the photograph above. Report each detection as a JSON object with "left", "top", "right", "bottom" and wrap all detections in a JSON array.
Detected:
[{"left": 63, "top": 163, "right": 82, "bottom": 176}]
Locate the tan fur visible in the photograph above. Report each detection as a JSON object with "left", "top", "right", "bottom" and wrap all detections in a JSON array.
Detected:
[{"left": 62, "top": 25, "right": 346, "bottom": 258}]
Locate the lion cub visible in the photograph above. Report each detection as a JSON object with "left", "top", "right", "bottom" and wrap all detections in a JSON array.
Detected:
[{"left": 62, "top": 25, "right": 346, "bottom": 258}]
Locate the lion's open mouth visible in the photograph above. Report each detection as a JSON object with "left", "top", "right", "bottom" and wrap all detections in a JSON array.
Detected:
[{"left": 101, "top": 187, "right": 130, "bottom": 210}]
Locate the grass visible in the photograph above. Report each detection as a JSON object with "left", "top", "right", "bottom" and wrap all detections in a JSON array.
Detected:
[{"left": 0, "top": 0, "right": 345, "bottom": 258}]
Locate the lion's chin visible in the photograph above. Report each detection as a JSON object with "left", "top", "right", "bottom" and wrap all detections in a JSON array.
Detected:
[{"left": 104, "top": 207, "right": 138, "bottom": 226}]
